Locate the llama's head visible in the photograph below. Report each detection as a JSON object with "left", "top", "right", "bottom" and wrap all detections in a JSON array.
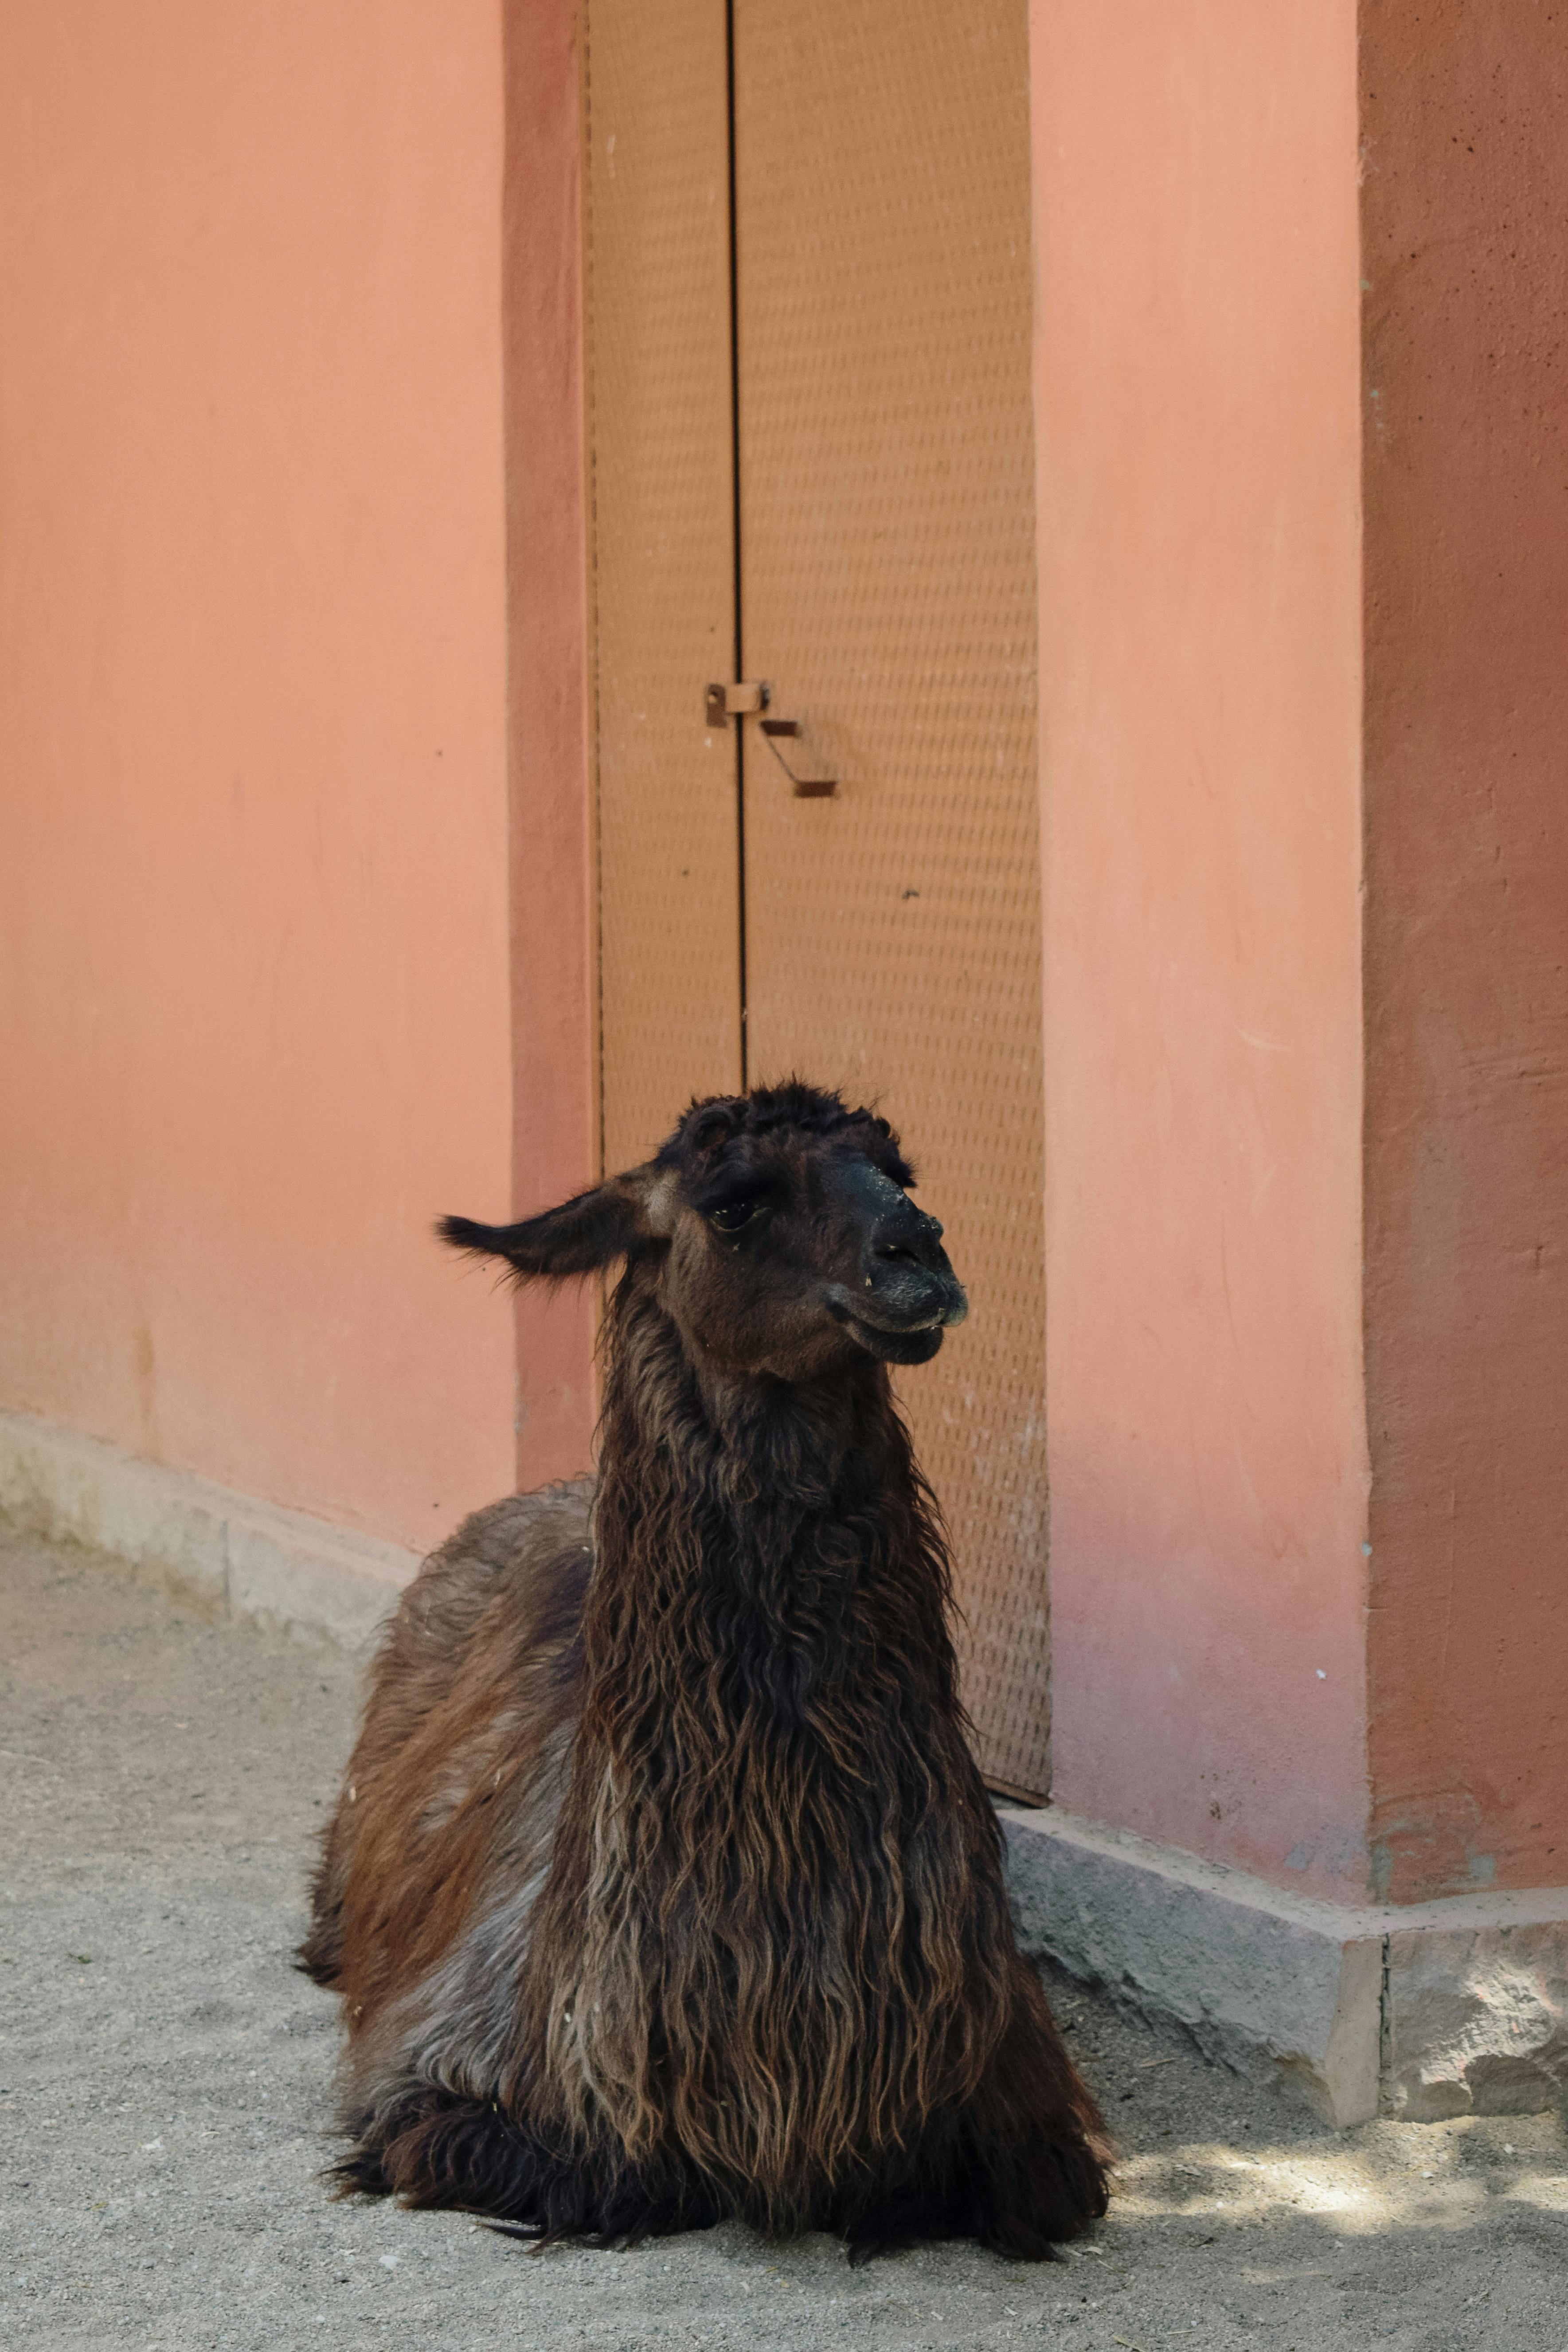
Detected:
[{"left": 441, "top": 1081, "right": 967, "bottom": 1381}]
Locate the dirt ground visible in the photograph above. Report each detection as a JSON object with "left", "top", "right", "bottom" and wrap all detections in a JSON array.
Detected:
[{"left": 1, "top": 1526, "right": 1564, "bottom": 2352}]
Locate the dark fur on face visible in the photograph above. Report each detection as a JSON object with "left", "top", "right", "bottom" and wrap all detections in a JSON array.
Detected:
[{"left": 300, "top": 1082, "right": 1109, "bottom": 2260}]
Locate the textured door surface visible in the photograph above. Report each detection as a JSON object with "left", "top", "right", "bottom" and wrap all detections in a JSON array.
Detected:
[
  {"left": 583, "top": 0, "right": 742, "bottom": 1173},
  {"left": 585, "top": 0, "right": 1048, "bottom": 1798},
  {"left": 732, "top": 0, "right": 1048, "bottom": 1797}
]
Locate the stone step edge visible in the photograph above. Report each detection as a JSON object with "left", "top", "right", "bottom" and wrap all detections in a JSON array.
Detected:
[
  {"left": 0, "top": 1404, "right": 418, "bottom": 1651},
  {"left": 1001, "top": 1804, "right": 1568, "bottom": 2126}
]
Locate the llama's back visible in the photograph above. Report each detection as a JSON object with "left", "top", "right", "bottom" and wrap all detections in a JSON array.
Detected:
[{"left": 299, "top": 1481, "right": 593, "bottom": 2028}]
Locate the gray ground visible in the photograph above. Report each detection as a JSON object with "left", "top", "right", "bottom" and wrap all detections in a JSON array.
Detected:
[{"left": 1, "top": 1528, "right": 1564, "bottom": 2352}]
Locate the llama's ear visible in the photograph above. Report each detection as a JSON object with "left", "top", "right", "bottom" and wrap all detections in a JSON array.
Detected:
[{"left": 437, "top": 1164, "right": 676, "bottom": 1284}]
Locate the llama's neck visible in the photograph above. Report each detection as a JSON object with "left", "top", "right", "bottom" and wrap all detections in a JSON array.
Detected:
[{"left": 583, "top": 1281, "right": 957, "bottom": 1745}]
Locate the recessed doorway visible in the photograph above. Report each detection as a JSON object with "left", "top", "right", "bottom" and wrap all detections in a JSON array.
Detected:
[{"left": 583, "top": 0, "right": 1047, "bottom": 1798}]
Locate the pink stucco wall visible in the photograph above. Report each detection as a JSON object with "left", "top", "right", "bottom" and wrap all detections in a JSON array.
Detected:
[
  {"left": 0, "top": 1, "right": 547, "bottom": 1550},
  {"left": 5, "top": 0, "right": 1560, "bottom": 1916},
  {"left": 1031, "top": 0, "right": 1371, "bottom": 1901}
]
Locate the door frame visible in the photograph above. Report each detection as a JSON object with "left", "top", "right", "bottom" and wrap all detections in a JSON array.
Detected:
[
  {"left": 501, "top": 5, "right": 1059, "bottom": 1774},
  {"left": 500, "top": 0, "right": 599, "bottom": 1491}
]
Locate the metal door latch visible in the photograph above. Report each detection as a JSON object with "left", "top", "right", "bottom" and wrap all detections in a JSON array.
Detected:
[
  {"left": 704, "top": 684, "right": 836, "bottom": 795},
  {"left": 759, "top": 717, "right": 836, "bottom": 798},
  {"left": 704, "top": 681, "right": 768, "bottom": 724}
]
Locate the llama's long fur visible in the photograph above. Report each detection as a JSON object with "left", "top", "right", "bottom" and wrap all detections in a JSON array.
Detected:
[{"left": 302, "top": 1085, "right": 1109, "bottom": 2258}]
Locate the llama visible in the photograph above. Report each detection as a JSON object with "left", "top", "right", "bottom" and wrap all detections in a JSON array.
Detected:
[{"left": 301, "top": 1082, "right": 1108, "bottom": 2259}]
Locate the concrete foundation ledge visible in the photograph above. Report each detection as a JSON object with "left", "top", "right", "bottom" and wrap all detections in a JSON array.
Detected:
[
  {"left": 1001, "top": 1804, "right": 1568, "bottom": 2129},
  {"left": 0, "top": 1406, "right": 418, "bottom": 1651}
]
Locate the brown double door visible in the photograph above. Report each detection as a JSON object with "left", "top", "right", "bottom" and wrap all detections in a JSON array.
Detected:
[{"left": 584, "top": 0, "right": 1047, "bottom": 1798}]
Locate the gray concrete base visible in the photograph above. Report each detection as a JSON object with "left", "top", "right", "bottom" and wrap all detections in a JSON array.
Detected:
[
  {"left": 0, "top": 1405, "right": 418, "bottom": 1650},
  {"left": 1002, "top": 1804, "right": 1568, "bottom": 2127}
]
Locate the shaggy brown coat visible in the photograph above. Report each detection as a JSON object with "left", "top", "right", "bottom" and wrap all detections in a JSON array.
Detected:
[{"left": 301, "top": 1085, "right": 1108, "bottom": 2259}]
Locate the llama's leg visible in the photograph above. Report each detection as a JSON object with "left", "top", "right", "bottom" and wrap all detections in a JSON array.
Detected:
[
  {"left": 843, "top": 1973, "right": 1110, "bottom": 2263},
  {"left": 334, "top": 2079, "right": 727, "bottom": 2247},
  {"left": 332, "top": 2083, "right": 567, "bottom": 2224},
  {"left": 842, "top": 2118, "right": 1106, "bottom": 2266}
]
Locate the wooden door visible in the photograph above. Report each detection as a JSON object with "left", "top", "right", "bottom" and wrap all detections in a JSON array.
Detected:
[{"left": 585, "top": 0, "right": 1048, "bottom": 1798}]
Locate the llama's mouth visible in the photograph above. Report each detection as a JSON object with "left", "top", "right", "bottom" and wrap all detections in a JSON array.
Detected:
[
  {"left": 842, "top": 1314, "right": 946, "bottom": 1366},
  {"left": 825, "top": 1285, "right": 959, "bottom": 1365}
]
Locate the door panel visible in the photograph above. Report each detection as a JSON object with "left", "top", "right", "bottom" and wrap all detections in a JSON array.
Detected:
[
  {"left": 732, "top": 0, "right": 1048, "bottom": 1796},
  {"left": 584, "top": 0, "right": 742, "bottom": 1172}
]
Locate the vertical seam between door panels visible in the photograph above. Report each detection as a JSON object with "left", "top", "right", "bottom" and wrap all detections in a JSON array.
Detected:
[
  {"left": 725, "top": 0, "right": 748, "bottom": 1086},
  {"left": 581, "top": 0, "right": 608, "bottom": 1177}
]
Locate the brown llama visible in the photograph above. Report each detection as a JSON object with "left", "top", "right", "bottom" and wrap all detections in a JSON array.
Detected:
[{"left": 300, "top": 1081, "right": 1109, "bottom": 2260}]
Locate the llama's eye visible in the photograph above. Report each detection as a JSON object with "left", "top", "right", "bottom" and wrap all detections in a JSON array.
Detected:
[{"left": 707, "top": 1194, "right": 766, "bottom": 1234}]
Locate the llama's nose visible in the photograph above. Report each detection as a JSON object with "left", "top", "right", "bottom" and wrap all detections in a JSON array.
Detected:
[
  {"left": 863, "top": 1203, "right": 968, "bottom": 1329},
  {"left": 872, "top": 1205, "right": 945, "bottom": 1271}
]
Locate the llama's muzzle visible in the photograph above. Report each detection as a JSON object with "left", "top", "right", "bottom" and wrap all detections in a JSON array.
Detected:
[{"left": 824, "top": 1157, "right": 969, "bottom": 1361}]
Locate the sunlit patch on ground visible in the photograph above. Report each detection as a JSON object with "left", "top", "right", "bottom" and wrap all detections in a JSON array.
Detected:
[{"left": 1111, "top": 2109, "right": 1568, "bottom": 2235}]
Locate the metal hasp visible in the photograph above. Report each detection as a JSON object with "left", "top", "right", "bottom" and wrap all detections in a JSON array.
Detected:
[
  {"left": 704, "top": 685, "right": 835, "bottom": 797},
  {"left": 759, "top": 715, "right": 837, "bottom": 798},
  {"left": 704, "top": 681, "right": 768, "bottom": 724}
]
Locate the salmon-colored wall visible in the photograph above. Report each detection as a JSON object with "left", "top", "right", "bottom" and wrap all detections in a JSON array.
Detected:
[
  {"left": 1032, "top": 0, "right": 1371, "bottom": 1900},
  {"left": 1362, "top": 0, "right": 1568, "bottom": 1901},
  {"left": 0, "top": 1, "right": 536, "bottom": 1550},
  {"left": 8, "top": 0, "right": 1560, "bottom": 1919}
]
